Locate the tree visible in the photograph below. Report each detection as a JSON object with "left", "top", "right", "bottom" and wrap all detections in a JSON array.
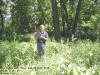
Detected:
[
  {"left": 60, "top": 0, "right": 72, "bottom": 42},
  {"left": 60, "top": 0, "right": 66, "bottom": 38},
  {"left": 0, "top": 0, "right": 9, "bottom": 40},
  {"left": 37, "top": 0, "right": 45, "bottom": 25},
  {"left": 72, "top": 0, "right": 82, "bottom": 38},
  {"left": 11, "top": 0, "right": 32, "bottom": 34},
  {"left": 51, "top": 0, "right": 61, "bottom": 42}
]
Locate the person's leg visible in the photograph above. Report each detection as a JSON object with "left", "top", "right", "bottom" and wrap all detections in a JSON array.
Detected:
[
  {"left": 41, "top": 44, "right": 47, "bottom": 63},
  {"left": 41, "top": 44, "right": 46, "bottom": 56},
  {"left": 37, "top": 44, "right": 42, "bottom": 58}
]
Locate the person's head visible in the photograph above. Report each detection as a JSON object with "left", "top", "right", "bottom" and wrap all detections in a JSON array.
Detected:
[{"left": 40, "top": 25, "right": 45, "bottom": 32}]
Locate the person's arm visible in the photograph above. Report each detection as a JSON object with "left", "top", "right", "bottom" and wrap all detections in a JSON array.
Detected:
[
  {"left": 40, "top": 36, "right": 48, "bottom": 41},
  {"left": 39, "top": 33, "right": 48, "bottom": 41},
  {"left": 34, "top": 32, "right": 37, "bottom": 40}
]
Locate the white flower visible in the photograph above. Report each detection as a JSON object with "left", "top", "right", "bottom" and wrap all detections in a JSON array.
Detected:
[
  {"left": 67, "top": 51, "right": 71, "bottom": 55},
  {"left": 61, "top": 64, "right": 65, "bottom": 68},
  {"left": 65, "top": 59, "right": 70, "bottom": 63},
  {"left": 61, "top": 64, "right": 67, "bottom": 70},
  {"left": 92, "top": 70, "right": 95, "bottom": 74},
  {"left": 60, "top": 70, "right": 64, "bottom": 75},
  {"left": 59, "top": 57, "right": 65, "bottom": 64},
  {"left": 89, "top": 52, "right": 93, "bottom": 56},
  {"left": 86, "top": 69, "right": 91, "bottom": 75},
  {"left": 79, "top": 59, "right": 83, "bottom": 62},
  {"left": 68, "top": 64, "right": 73, "bottom": 68}
]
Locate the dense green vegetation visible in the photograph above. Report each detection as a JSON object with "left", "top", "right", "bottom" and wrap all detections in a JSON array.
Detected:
[
  {"left": 0, "top": 34, "right": 100, "bottom": 75},
  {"left": 0, "top": 0, "right": 100, "bottom": 75}
]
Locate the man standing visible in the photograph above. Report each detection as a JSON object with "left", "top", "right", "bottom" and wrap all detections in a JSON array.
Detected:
[{"left": 34, "top": 25, "right": 48, "bottom": 58}]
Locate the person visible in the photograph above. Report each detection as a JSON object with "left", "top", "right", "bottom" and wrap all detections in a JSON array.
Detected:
[{"left": 34, "top": 25, "right": 48, "bottom": 58}]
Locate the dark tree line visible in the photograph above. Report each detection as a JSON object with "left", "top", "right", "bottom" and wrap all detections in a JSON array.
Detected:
[
  {"left": 51, "top": 0, "right": 82, "bottom": 42},
  {"left": 0, "top": 0, "right": 100, "bottom": 42}
]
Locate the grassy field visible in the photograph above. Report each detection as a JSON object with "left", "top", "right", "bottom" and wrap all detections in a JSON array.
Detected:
[{"left": 0, "top": 34, "right": 100, "bottom": 75}]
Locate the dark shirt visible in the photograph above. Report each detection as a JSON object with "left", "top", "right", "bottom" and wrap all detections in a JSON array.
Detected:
[{"left": 35, "top": 32, "right": 48, "bottom": 44}]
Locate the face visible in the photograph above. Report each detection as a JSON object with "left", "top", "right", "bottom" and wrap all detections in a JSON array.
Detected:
[{"left": 40, "top": 25, "right": 44, "bottom": 32}]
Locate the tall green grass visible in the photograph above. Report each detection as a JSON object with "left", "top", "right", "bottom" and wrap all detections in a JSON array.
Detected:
[{"left": 0, "top": 34, "right": 100, "bottom": 75}]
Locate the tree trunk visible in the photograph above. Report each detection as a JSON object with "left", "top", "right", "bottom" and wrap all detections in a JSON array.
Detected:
[
  {"left": 51, "top": 0, "right": 61, "bottom": 42},
  {"left": 0, "top": 14, "right": 5, "bottom": 40},
  {"left": 72, "top": 0, "right": 82, "bottom": 38},
  {"left": 62, "top": 14, "right": 66, "bottom": 37},
  {"left": 1, "top": 14, "right": 5, "bottom": 31},
  {"left": 60, "top": 0, "right": 72, "bottom": 41},
  {"left": 60, "top": 2, "right": 65, "bottom": 37},
  {"left": 97, "top": 24, "right": 100, "bottom": 41}
]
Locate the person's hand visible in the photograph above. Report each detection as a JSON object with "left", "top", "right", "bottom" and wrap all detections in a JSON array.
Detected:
[
  {"left": 34, "top": 32, "right": 37, "bottom": 35},
  {"left": 39, "top": 36, "right": 45, "bottom": 39}
]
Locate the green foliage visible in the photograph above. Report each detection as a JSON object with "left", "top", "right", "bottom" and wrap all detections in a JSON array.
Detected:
[
  {"left": 1, "top": 0, "right": 100, "bottom": 41},
  {"left": 11, "top": 0, "right": 33, "bottom": 33},
  {"left": 0, "top": 34, "right": 100, "bottom": 75}
]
